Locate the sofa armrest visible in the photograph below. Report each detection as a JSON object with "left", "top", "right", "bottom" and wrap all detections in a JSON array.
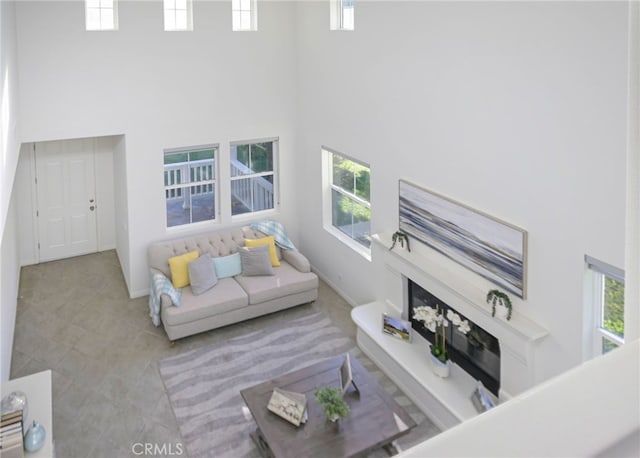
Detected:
[{"left": 282, "top": 250, "right": 311, "bottom": 273}]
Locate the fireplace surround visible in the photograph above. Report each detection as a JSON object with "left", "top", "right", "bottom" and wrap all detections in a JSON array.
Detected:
[{"left": 351, "top": 232, "right": 548, "bottom": 429}]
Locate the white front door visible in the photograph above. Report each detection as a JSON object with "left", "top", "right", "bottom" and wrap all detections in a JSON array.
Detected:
[{"left": 35, "top": 139, "right": 98, "bottom": 262}]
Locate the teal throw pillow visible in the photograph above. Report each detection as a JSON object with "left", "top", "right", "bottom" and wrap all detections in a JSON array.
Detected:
[{"left": 213, "top": 253, "right": 242, "bottom": 279}]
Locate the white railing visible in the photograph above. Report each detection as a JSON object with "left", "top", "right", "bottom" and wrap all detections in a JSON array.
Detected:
[
  {"left": 164, "top": 159, "right": 214, "bottom": 209},
  {"left": 230, "top": 159, "right": 274, "bottom": 212},
  {"left": 164, "top": 158, "right": 274, "bottom": 213}
]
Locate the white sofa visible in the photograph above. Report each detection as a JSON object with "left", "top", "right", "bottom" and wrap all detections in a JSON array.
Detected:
[{"left": 148, "top": 226, "right": 319, "bottom": 341}]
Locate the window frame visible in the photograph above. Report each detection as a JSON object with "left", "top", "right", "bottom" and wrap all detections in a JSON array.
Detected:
[
  {"left": 85, "top": 0, "right": 119, "bottom": 31},
  {"left": 330, "top": 0, "right": 354, "bottom": 31},
  {"left": 164, "top": 0, "right": 193, "bottom": 32},
  {"left": 229, "top": 138, "right": 279, "bottom": 220},
  {"left": 232, "top": 0, "right": 258, "bottom": 32},
  {"left": 164, "top": 144, "right": 219, "bottom": 230},
  {"left": 322, "top": 147, "right": 371, "bottom": 260},
  {"left": 585, "top": 255, "right": 625, "bottom": 357}
]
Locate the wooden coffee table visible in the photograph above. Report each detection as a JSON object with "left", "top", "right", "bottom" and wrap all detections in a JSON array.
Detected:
[{"left": 240, "top": 353, "right": 417, "bottom": 458}]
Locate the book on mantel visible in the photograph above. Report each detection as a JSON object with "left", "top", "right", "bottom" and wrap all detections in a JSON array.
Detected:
[{"left": 267, "top": 388, "right": 307, "bottom": 427}]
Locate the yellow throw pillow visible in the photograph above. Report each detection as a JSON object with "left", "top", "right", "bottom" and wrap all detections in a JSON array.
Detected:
[
  {"left": 245, "top": 236, "right": 280, "bottom": 267},
  {"left": 168, "top": 250, "right": 199, "bottom": 288}
]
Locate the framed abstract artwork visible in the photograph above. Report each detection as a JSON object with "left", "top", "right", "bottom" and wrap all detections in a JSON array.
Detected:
[{"left": 399, "top": 180, "right": 527, "bottom": 298}]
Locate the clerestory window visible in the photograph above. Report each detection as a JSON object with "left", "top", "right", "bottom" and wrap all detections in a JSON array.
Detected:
[
  {"left": 232, "top": 0, "right": 257, "bottom": 31},
  {"left": 86, "top": 0, "right": 118, "bottom": 31},
  {"left": 164, "top": 0, "right": 193, "bottom": 31},
  {"left": 330, "top": 0, "right": 354, "bottom": 31}
]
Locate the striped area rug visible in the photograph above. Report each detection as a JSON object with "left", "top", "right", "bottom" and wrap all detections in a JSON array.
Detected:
[{"left": 158, "top": 312, "right": 439, "bottom": 458}]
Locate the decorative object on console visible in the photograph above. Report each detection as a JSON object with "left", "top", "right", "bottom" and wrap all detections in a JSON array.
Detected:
[
  {"left": 315, "top": 386, "right": 350, "bottom": 422},
  {"left": 23, "top": 420, "right": 46, "bottom": 453},
  {"left": 486, "top": 289, "right": 513, "bottom": 321},
  {"left": 382, "top": 314, "right": 412, "bottom": 342},
  {"left": 413, "top": 304, "right": 471, "bottom": 378},
  {"left": 389, "top": 230, "right": 411, "bottom": 252},
  {"left": 470, "top": 381, "right": 496, "bottom": 413},
  {"left": 398, "top": 179, "right": 528, "bottom": 298},
  {"left": 1, "top": 391, "right": 27, "bottom": 423}
]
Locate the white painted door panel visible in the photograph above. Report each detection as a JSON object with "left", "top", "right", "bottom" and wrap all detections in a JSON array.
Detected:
[{"left": 36, "top": 139, "right": 98, "bottom": 262}]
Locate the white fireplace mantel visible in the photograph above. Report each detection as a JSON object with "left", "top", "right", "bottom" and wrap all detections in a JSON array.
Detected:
[
  {"left": 352, "top": 233, "right": 549, "bottom": 428},
  {"left": 372, "top": 232, "right": 548, "bottom": 362}
]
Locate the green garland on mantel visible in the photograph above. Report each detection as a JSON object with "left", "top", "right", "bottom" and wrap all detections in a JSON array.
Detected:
[
  {"left": 486, "top": 289, "right": 513, "bottom": 321},
  {"left": 389, "top": 230, "right": 411, "bottom": 252}
]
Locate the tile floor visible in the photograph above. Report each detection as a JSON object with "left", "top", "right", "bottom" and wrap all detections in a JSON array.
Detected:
[{"left": 11, "top": 250, "right": 355, "bottom": 457}]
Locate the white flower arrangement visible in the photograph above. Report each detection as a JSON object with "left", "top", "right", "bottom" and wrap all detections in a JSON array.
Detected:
[{"left": 413, "top": 304, "right": 471, "bottom": 362}]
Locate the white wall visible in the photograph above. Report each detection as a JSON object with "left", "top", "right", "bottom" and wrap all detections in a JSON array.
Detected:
[
  {"left": 625, "top": 1, "right": 640, "bottom": 342},
  {"left": 16, "top": 144, "right": 37, "bottom": 266},
  {"left": 95, "top": 136, "right": 117, "bottom": 251},
  {"left": 400, "top": 338, "right": 639, "bottom": 458},
  {"left": 295, "top": 1, "right": 629, "bottom": 384},
  {"left": 0, "top": 194, "right": 20, "bottom": 383},
  {"left": 15, "top": 1, "right": 299, "bottom": 296},
  {"left": 0, "top": 0, "right": 20, "bottom": 241},
  {"left": 0, "top": 0, "right": 22, "bottom": 383},
  {"left": 113, "top": 135, "right": 131, "bottom": 291}
]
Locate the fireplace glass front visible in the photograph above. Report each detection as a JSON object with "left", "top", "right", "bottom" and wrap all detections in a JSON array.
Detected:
[{"left": 408, "top": 280, "right": 501, "bottom": 396}]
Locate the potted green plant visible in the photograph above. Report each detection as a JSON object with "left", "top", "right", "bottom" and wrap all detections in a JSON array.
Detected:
[
  {"left": 315, "top": 386, "right": 350, "bottom": 422},
  {"left": 486, "top": 289, "right": 513, "bottom": 321},
  {"left": 389, "top": 230, "right": 411, "bottom": 252}
]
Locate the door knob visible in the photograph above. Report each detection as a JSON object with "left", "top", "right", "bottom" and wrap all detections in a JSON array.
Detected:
[{"left": 89, "top": 206, "right": 95, "bottom": 211}]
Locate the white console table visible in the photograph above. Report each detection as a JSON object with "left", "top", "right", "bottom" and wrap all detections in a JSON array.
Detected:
[
  {"left": 352, "top": 301, "right": 491, "bottom": 431},
  {"left": 1, "top": 370, "right": 54, "bottom": 458}
]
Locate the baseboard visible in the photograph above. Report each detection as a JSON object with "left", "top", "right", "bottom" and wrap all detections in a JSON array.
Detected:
[
  {"left": 130, "top": 289, "right": 149, "bottom": 299},
  {"left": 311, "top": 267, "right": 359, "bottom": 308}
]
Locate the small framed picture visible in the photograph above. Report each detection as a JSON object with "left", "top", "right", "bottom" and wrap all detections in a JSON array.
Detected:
[
  {"left": 340, "top": 354, "right": 355, "bottom": 395},
  {"left": 382, "top": 314, "right": 412, "bottom": 342},
  {"left": 470, "top": 382, "right": 496, "bottom": 413}
]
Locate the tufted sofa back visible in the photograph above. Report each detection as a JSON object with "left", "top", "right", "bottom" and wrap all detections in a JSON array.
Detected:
[{"left": 148, "top": 226, "right": 271, "bottom": 279}]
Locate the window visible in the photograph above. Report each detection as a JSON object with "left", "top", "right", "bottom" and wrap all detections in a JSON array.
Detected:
[
  {"left": 164, "top": 0, "right": 192, "bottom": 31},
  {"left": 322, "top": 148, "right": 371, "bottom": 251},
  {"left": 85, "top": 0, "right": 118, "bottom": 31},
  {"left": 164, "top": 146, "right": 217, "bottom": 228},
  {"left": 330, "top": 0, "right": 354, "bottom": 31},
  {"left": 585, "top": 256, "right": 625, "bottom": 356},
  {"left": 230, "top": 139, "right": 277, "bottom": 216},
  {"left": 232, "top": 0, "right": 257, "bottom": 31}
]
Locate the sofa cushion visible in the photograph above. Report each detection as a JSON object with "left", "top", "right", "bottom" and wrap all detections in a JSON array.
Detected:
[
  {"left": 168, "top": 250, "right": 199, "bottom": 288},
  {"left": 162, "top": 278, "right": 248, "bottom": 327},
  {"left": 235, "top": 260, "right": 319, "bottom": 304},
  {"left": 239, "top": 245, "right": 274, "bottom": 276},
  {"left": 188, "top": 254, "right": 217, "bottom": 295},
  {"left": 213, "top": 253, "right": 242, "bottom": 278},
  {"left": 245, "top": 236, "right": 280, "bottom": 267}
]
